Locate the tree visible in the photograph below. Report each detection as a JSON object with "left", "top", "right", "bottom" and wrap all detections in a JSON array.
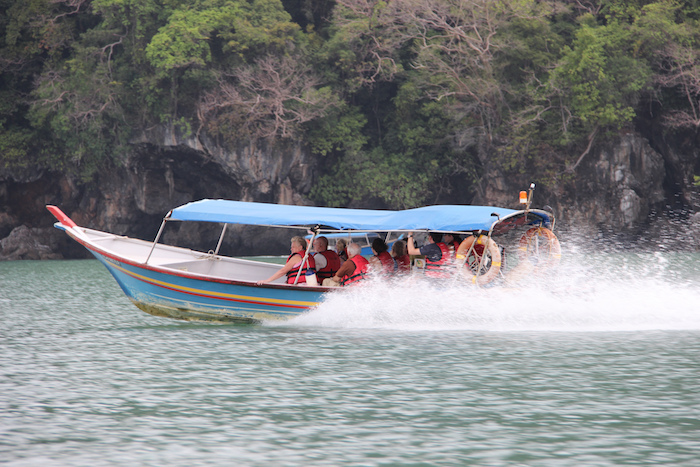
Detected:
[
  {"left": 636, "top": 2, "right": 700, "bottom": 130},
  {"left": 311, "top": 0, "right": 555, "bottom": 207},
  {"left": 0, "top": 0, "right": 93, "bottom": 171},
  {"left": 198, "top": 55, "right": 339, "bottom": 140},
  {"left": 501, "top": 5, "right": 655, "bottom": 175}
]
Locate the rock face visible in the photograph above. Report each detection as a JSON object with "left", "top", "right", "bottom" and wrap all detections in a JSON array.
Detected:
[
  {"left": 130, "top": 126, "right": 314, "bottom": 206},
  {"left": 475, "top": 131, "right": 697, "bottom": 250},
  {"left": 0, "top": 225, "right": 63, "bottom": 260},
  {"left": 0, "top": 127, "right": 698, "bottom": 260},
  {"left": 0, "top": 129, "right": 317, "bottom": 260},
  {"left": 569, "top": 133, "right": 666, "bottom": 230}
]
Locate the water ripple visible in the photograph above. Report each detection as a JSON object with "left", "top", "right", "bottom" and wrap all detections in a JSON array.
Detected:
[{"left": 2, "top": 260, "right": 700, "bottom": 465}]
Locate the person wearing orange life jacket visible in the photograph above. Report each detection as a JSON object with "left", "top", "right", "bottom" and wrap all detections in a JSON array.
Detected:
[
  {"left": 312, "top": 236, "right": 342, "bottom": 281},
  {"left": 368, "top": 238, "right": 396, "bottom": 275},
  {"left": 325, "top": 243, "right": 369, "bottom": 286},
  {"left": 405, "top": 231, "right": 451, "bottom": 278},
  {"left": 257, "top": 236, "right": 316, "bottom": 285}
]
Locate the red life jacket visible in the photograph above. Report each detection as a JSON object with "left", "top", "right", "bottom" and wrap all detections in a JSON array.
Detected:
[
  {"left": 425, "top": 242, "right": 451, "bottom": 278},
  {"left": 315, "top": 250, "right": 342, "bottom": 280},
  {"left": 394, "top": 254, "right": 411, "bottom": 273},
  {"left": 341, "top": 255, "right": 369, "bottom": 286},
  {"left": 375, "top": 251, "right": 397, "bottom": 274},
  {"left": 285, "top": 253, "right": 316, "bottom": 284}
]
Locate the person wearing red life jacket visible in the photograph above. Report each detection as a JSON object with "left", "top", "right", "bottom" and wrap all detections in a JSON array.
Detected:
[
  {"left": 312, "top": 236, "right": 342, "bottom": 282},
  {"left": 257, "top": 236, "right": 316, "bottom": 285},
  {"left": 443, "top": 233, "right": 462, "bottom": 260},
  {"left": 368, "top": 238, "right": 397, "bottom": 275},
  {"left": 391, "top": 240, "right": 411, "bottom": 273},
  {"left": 326, "top": 243, "right": 369, "bottom": 286},
  {"left": 405, "top": 231, "right": 451, "bottom": 278}
]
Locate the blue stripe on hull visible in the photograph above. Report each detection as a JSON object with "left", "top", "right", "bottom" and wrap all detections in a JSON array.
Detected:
[{"left": 90, "top": 252, "right": 324, "bottom": 322}]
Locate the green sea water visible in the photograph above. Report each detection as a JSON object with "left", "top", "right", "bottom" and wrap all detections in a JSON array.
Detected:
[{"left": 2, "top": 257, "right": 700, "bottom": 466}]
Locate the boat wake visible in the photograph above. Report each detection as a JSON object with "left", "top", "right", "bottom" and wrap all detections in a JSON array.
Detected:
[{"left": 271, "top": 251, "right": 700, "bottom": 332}]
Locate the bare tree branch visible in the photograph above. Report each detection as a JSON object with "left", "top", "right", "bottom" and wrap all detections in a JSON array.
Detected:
[
  {"left": 655, "top": 43, "right": 700, "bottom": 130},
  {"left": 566, "top": 127, "right": 598, "bottom": 173},
  {"left": 332, "top": 0, "right": 553, "bottom": 143},
  {"left": 42, "top": 0, "right": 89, "bottom": 25},
  {"left": 198, "top": 55, "right": 339, "bottom": 140}
]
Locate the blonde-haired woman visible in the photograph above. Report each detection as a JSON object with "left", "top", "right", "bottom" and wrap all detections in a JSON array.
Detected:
[{"left": 257, "top": 236, "right": 316, "bottom": 285}]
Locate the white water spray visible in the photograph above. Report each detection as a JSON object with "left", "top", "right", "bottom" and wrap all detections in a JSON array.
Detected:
[{"left": 272, "top": 250, "right": 700, "bottom": 332}]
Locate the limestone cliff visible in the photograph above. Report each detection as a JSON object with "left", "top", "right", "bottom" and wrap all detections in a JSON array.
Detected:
[
  {"left": 0, "top": 127, "right": 317, "bottom": 260},
  {"left": 475, "top": 131, "right": 700, "bottom": 250},
  {"left": 1, "top": 127, "right": 699, "bottom": 260}
]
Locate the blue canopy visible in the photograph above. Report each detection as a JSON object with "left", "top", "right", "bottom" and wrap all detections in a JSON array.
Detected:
[{"left": 168, "top": 199, "right": 536, "bottom": 232}]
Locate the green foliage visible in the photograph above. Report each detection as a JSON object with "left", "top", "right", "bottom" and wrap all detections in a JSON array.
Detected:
[
  {"left": 145, "top": 0, "right": 300, "bottom": 74},
  {"left": 306, "top": 104, "right": 368, "bottom": 157},
  {"left": 310, "top": 147, "right": 433, "bottom": 209},
  {"left": 0, "top": 125, "right": 33, "bottom": 169},
  {"left": 551, "top": 20, "right": 651, "bottom": 131},
  {"left": 3, "top": 0, "right": 700, "bottom": 203},
  {"left": 498, "top": 15, "right": 566, "bottom": 79},
  {"left": 146, "top": 9, "right": 217, "bottom": 71},
  {"left": 311, "top": 78, "right": 474, "bottom": 209}
]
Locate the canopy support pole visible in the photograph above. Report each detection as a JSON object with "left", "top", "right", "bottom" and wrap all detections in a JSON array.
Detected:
[
  {"left": 214, "top": 223, "right": 228, "bottom": 256},
  {"left": 145, "top": 217, "right": 169, "bottom": 265},
  {"left": 294, "top": 227, "right": 319, "bottom": 285},
  {"left": 526, "top": 183, "right": 535, "bottom": 211}
]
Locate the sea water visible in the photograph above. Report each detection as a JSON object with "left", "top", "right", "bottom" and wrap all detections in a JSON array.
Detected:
[{"left": 1, "top": 254, "right": 700, "bottom": 466}]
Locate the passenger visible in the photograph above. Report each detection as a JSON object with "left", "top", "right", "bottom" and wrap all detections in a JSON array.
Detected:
[
  {"left": 443, "top": 233, "right": 462, "bottom": 259},
  {"left": 335, "top": 238, "right": 348, "bottom": 262},
  {"left": 325, "top": 243, "right": 369, "bottom": 287},
  {"left": 257, "top": 236, "right": 316, "bottom": 285},
  {"left": 312, "top": 236, "right": 342, "bottom": 282},
  {"left": 405, "top": 231, "right": 451, "bottom": 278},
  {"left": 368, "top": 237, "right": 396, "bottom": 274},
  {"left": 391, "top": 240, "right": 411, "bottom": 273}
]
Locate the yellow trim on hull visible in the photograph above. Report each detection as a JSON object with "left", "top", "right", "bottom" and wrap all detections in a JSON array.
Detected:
[{"left": 109, "top": 261, "right": 321, "bottom": 308}]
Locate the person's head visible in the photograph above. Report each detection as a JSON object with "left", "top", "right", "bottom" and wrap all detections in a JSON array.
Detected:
[
  {"left": 391, "top": 240, "right": 406, "bottom": 257},
  {"left": 371, "top": 237, "right": 388, "bottom": 254},
  {"left": 313, "top": 236, "right": 329, "bottom": 252},
  {"left": 428, "top": 232, "right": 443, "bottom": 243},
  {"left": 336, "top": 238, "right": 347, "bottom": 252},
  {"left": 346, "top": 242, "right": 362, "bottom": 258},
  {"left": 444, "top": 233, "right": 461, "bottom": 244},
  {"left": 290, "top": 236, "right": 307, "bottom": 254}
]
